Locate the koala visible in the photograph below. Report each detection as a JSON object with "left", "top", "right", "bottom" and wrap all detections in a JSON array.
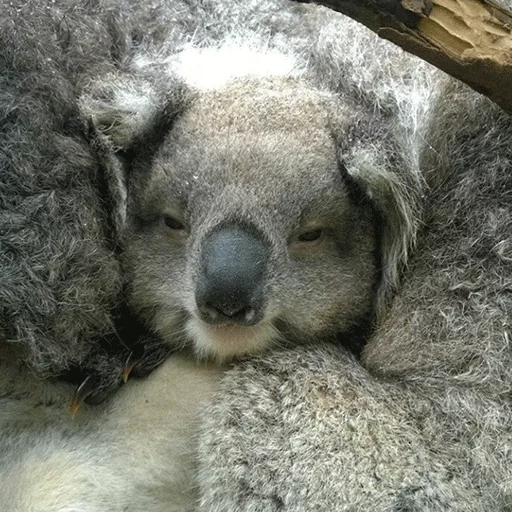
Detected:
[
  {"left": 1, "top": 0, "right": 511, "bottom": 511},
  {"left": 195, "top": 10, "right": 512, "bottom": 512}
]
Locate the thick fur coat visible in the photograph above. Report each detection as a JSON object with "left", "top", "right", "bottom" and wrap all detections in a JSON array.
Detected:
[
  {"left": 0, "top": 0, "right": 510, "bottom": 510},
  {"left": 197, "top": 11, "right": 512, "bottom": 512}
]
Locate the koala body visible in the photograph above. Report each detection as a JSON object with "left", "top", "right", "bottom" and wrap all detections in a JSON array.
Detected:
[
  {"left": 1, "top": 0, "right": 511, "bottom": 510},
  {"left": 0, "top": 350, "right": 222, "bottom": 512},
  {"left": 195, "top": 12, "right": 512, "bottom": 512}
]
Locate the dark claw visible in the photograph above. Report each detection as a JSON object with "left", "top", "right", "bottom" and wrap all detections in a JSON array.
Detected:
[
  {"left": 122, "top": 351, "right": 137, "bottom": 383},
  {"left": 122, "top": 340, "right": 173, "bottom": 382},
  {"left": 70, "top": 375, "right": 100, "bottom": 419},
  {"left": 122, "top": 341, "right": 147, "bottom": 382},
  {"left": 69, "top": 369, "right": 124, "bottom": 417},
  {"left": 62, "top": 330, "right": 173, "bottom": 416}
]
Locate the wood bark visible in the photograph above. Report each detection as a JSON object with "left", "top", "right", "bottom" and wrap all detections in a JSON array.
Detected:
[{"left": 294, "top": 0, "right": 512, "bottom": 116}]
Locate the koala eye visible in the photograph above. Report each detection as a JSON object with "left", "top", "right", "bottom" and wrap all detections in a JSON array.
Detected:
[
  {"left": 163, "top": 215, "right": 186, "bottom": 231},
  {"left": 297, "top": 229, "right": 323, "bottom": 242}
]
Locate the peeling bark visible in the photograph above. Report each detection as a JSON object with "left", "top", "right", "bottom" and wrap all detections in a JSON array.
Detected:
[{"left": 295, "top": 0, "right": 512, "bottom": 115}]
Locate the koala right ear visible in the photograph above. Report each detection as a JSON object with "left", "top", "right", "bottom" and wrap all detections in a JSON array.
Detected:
[
  {"left": 79, "top": 73, "right": 189, "bottom": 240},
  {"left": 341, "top": 150, "right": 424, "bottom": 316},
  {"left": 79, "top": 72, "right": 188, "bottom": 150}
]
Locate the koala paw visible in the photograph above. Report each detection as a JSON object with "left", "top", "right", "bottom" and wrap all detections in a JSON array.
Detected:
[
  {"left": 64, "top": 335, "right": 174, "bottom": 418},
  {"left": 123, "top": 336, "right": 174, "bottom": 381}
]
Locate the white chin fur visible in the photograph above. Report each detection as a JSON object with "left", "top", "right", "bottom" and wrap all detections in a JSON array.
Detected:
[
  {"left": 151, "top": 308, "right": 185, "bottom": 346},
  {"left": 186, "top": 317, "right": 278, "bottom": 360}
]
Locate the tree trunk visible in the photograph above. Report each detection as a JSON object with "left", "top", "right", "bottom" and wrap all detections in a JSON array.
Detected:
[{"left": 294, "top": 0, "right": 512, "bottom": 116}]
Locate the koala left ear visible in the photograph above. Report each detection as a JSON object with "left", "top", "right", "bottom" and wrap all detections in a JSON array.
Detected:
[
  {"left": 79, "top": 72, "right": 189, "bottom": 241},
  {"left": 334, "top": 114, "right": 425, "bottom": 316}
]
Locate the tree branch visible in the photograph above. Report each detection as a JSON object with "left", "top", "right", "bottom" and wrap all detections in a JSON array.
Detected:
[{"left": 295, "top": 0, "right": 512, "bottom": 115}]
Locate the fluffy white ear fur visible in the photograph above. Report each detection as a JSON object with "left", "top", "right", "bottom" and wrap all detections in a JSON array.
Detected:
[
  {"left": 78, "top": 74, "right": 167, "bottom": 238},
  {"left": 79, "top": 72, "right": 189, "bottom": 238},
  {"left": 79, "top": 74, "right": 164, "bottom": 150}
]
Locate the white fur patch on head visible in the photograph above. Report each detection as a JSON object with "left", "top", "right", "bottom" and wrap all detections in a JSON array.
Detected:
[
  {"left": 134, "top": 43, "right": 302, "bottom": 91},
  {"left": 186, "top": 317, "right": 279, "bottom": 360}
]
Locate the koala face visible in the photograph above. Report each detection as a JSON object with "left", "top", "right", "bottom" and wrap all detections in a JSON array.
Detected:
[{"left": 122, "top": 79, "right": 379, "bottom": 359}]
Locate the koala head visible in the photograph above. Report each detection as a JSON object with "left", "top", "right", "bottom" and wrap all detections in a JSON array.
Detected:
[{"left": 82, "top": 70, "right": 416, "bottom": 360}]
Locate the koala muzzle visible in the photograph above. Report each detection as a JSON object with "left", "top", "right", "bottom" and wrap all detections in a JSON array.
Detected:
[{"left": 196, "top": 227, "right": 268, "bottom": 326}]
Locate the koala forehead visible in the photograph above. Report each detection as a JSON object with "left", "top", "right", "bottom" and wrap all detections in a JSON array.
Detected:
[
  {"left": 142, "top": 79, "right": 351, "bottom": 224},
  {"left": 174, "top": 78, "right": 339, "bottom": 137}
]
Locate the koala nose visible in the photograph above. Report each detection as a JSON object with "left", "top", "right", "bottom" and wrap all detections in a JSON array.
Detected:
[{"left": 196, "top": 227, "right": 268, "bottom": 326}]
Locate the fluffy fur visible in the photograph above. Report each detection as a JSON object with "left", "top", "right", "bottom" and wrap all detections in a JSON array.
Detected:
[
  {"left": 0, "top": 0, "right": 510, "bottom": 510},
  {"left": 0, "top": 350, "right": 222, "bottom": 511},
  {"left": 196, "top": 9, "right": 512, "bottom": 512},
  {"left": 0, "top": 1, "right": 122, "bottom": 376}
]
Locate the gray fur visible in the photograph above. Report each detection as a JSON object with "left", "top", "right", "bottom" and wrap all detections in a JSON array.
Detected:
[
  {"left": 0, "top": 3, "right": 120, "bottom": 376},
  {"left": 0, "top": 0, "right": 510, "bottom": 510},
  {"left": 196, "top": 9, "right": 512, "bottom": 512},
  {"left": 120, "top": 78, "right": 380, "bottom": 359}
]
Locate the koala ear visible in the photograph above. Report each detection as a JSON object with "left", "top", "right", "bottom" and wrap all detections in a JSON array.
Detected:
[
  {"left": 79, "top": 73, "right": 188, "bottom": 150},
  {"left": 79, "top": 73, "right": 189, "bottom": 240},
  {"left": 336, "top": 120, "right": 424, "bottom": 316}
]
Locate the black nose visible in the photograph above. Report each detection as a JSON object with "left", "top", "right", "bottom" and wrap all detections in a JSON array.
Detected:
[{"left": 195, "top": 227, "right": 268, "bottom": 325}]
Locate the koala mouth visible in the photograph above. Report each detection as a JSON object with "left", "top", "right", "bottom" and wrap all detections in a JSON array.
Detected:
[{"left": 185, "top": 315, "right": 279, "bottom": 360}]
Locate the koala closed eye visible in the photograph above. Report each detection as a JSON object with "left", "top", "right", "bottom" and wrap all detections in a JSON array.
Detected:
[
  {"left": 163, "top": 215, "right": 187, "bottom": 232},
  {"left": 296, "top": 228, "right": 323, "bottom": 243}
]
